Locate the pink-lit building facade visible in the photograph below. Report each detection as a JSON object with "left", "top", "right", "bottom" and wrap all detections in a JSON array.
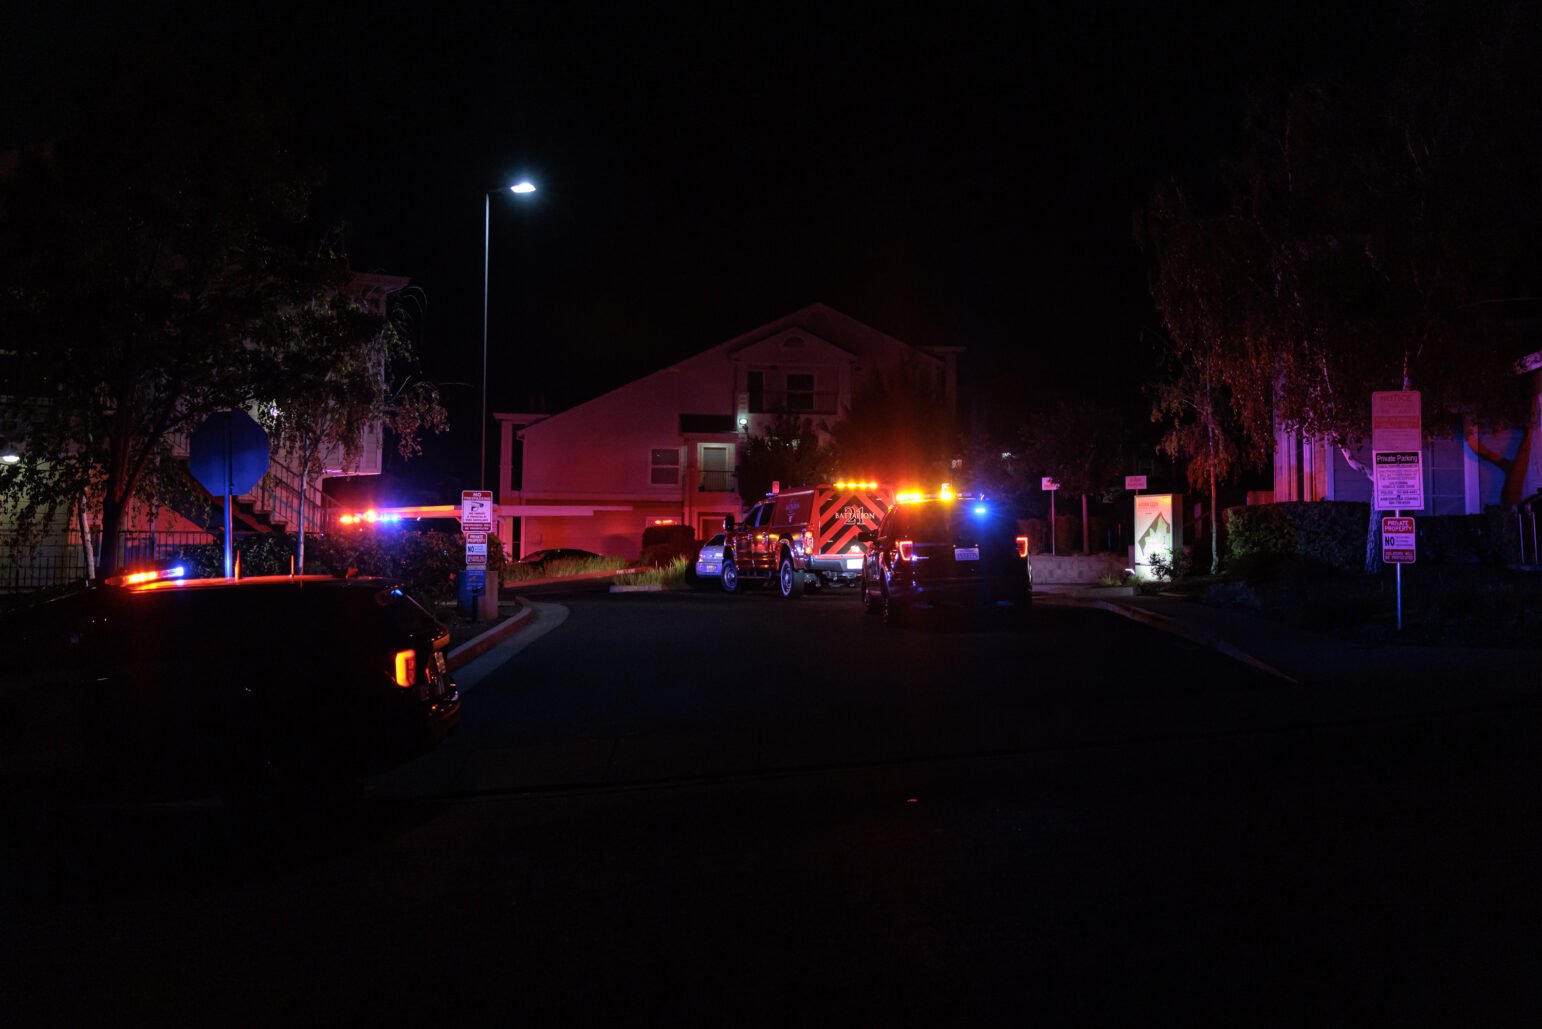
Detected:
[{"left": 496, "top": 304, "right": 959, "bottom": 558}]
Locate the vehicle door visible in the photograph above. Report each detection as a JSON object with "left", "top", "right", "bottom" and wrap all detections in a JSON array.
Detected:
[{"left": 744, "top": 502, "right": 776, "bottom": 576}]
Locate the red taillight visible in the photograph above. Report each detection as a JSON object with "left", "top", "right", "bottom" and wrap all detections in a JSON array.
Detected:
[
  {"left": 1016, "top": 536, "right": 1029, "bottom": 558},
  {"left": 393, "top": 649, "right": 416, "bottom": 688},
  {"left": 897, "top": 540, "right": 914, "bottom": 562}
]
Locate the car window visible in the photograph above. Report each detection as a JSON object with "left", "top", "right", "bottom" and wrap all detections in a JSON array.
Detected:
[
  {"left": 904, "top": 506, "right": 1019, "bottom": 544},
  {"left": 744, "top": 505, "right": 767, "bottom": 528},
  {"left": 706, "top": 534, "right": 725, "bottom": 546}
]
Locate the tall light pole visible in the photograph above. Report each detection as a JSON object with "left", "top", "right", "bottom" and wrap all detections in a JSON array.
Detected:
[{"left": 482, "top": 180, "right": 537, "bottom": 491}]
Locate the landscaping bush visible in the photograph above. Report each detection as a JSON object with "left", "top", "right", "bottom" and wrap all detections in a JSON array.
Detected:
[
  {"left": 640, "top": 524, "right": 697, "bottom": 566},
  {"left": 306, "top": 527, "right": 479, "bottom": 606},
  {"left": 1223, "top": 502, "right": 1368, "bottom": 572}
]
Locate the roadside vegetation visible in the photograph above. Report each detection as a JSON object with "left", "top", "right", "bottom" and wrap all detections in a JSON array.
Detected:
[
  {"left": 614, "top": 556, "right": 690, "bottom": 589},
  {"left": 501, "top": 554, "right": 629, "bottom": 583}
]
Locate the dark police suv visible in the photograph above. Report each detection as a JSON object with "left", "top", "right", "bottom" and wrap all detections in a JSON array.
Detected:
[
  {"left": 859, "top": 490, "right": 1032, "bottom": 626},
  {"left": 1, "top": 571, "right": 459, "bottom": 802}
]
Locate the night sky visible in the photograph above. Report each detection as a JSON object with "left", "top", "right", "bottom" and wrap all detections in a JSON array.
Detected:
[{"left": 2, "top": 2, "right": 1491, "bottom": 497}]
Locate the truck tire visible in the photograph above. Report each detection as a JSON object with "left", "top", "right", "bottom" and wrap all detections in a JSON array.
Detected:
[
  {"left": 721, "top": 560, "right": 739, "bottom": 593},
  {"left": 777, "top": 554, "right": 805, "bottom": 598}
]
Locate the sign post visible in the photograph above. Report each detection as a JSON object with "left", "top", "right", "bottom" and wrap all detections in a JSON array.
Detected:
[
  {"left": 188, "top": 411, "right": 270, "bottom": 578},
  {"left": 1371, "top": 391, "right": 1423, "bottom": 630},
  {"left": 1382, "top": 516, "right": 1416, "bottom": 630},
  {"left": 460, "top": 490, "right": 496, "bottom": 621},
  {"left": 1042, "top": 478, "right": 1060, "bottom": 555}
]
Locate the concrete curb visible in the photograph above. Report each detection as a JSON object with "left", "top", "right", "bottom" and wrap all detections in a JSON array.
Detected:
[
  {"left": 609, "top": 584, "right": 664, "bottom": 593},
  {"left": 447, "top": 603, "right": 536, "bottom": 671},
  {"left": 1038, "top": 594, "right": 1300, "bottom": 684}
]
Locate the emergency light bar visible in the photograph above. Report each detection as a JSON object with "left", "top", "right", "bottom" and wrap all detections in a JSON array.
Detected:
[
  {"left": 338, "top": 510, "right": 404, "bottom": 526},
  {"left": 108, "top": 565, "right": 188, "bottom": 587}
]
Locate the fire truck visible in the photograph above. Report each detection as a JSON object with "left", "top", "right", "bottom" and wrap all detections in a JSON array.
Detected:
[{"left": 718, "top": 481, "right": 894, "bottom": 597}]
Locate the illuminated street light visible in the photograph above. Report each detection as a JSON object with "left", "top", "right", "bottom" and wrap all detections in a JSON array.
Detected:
[{"left": 482, "top": 180, "right": 538, "bottom": 491}]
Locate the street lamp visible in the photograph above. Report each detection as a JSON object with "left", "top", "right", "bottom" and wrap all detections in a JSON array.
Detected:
[{"left": 482, "top": 180, "right": 538, "bottom": 491}]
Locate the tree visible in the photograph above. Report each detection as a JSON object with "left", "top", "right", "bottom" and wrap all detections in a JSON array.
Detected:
[
  {"left": 260, "top": 287, "right": 448, "bottom": 572},
  {"left": 826, "top": 370, "right": 955, "bottom": 489},
  {"left": 1144, "top": 6, "right": 1542, "bottom": 570},
  {"left": 0, "top": 82, "right": 444, "bottom": 577},
  {"left": 737, "top": 413, "right": 837, "bottom": 503},
  {"left": 1141, "top": 188, "right": 1266, "bottom": 573}
]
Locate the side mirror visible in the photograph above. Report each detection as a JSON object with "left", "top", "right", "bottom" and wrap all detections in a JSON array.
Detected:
[
  {"left": 722, "top": 515, "right": 735, "bottom": 532},
  {"left": 856, "top": 529, "right": 876, "bottom": 544}
]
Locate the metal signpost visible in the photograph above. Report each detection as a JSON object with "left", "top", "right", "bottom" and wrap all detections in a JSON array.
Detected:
[
  {"left": 461, "top": 490, "right": 495, "bottom": 620},
  {"left": 1382, "top": 516, "right": 1416, "bottom": 630},
  {"left": 1371, "top": 391, "right": 1423, "bottom": 632},
  {"left": 188, "top": 411, "right": 270, "bottom": 578},
  {"left": 1042, "top": 478, "right": 1060, "bottom": 555}
]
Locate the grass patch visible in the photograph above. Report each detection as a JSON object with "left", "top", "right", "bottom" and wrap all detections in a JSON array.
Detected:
[
  {"left": 614, "top": 556, "right": 690, "bottom": 588},
  {"left": 501, "top": 555, "right": 629, "bottom": 583}
]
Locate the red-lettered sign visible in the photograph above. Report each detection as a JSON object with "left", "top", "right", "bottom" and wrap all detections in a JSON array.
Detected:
[{"left": 1382, "top": 516, "right": 1416, "bottom": 564}]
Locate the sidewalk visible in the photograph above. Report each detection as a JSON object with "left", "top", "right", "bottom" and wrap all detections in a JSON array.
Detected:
[{"left": 1037, "top": 586, "right": 1538, "bottom": 688}]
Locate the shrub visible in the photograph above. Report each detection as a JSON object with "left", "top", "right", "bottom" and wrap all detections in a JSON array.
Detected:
[
  {"left": 640, "top": 524, "right": 697, "bottom": 566},
  {"left": 1223, "top": 502, "right": 1368, "bottom": 572}
]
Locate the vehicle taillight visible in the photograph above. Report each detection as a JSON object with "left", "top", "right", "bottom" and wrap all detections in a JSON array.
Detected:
[
  {"left": 897, "top": 540, "right": 914, "bottom": 562},
  {"left": 393, "top": 649, "right": 417, "bottom": 688},
  {"left": 1016, "top": 536, "right": 1029, "bottom": 558}
]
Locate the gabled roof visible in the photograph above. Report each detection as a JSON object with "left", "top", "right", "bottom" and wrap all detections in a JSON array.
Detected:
[{"left": 508, "top": 304, "right": 949, "bottom": 437}]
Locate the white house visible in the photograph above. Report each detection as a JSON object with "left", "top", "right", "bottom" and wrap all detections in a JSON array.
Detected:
[{"left": 496, "top": 304, "right": 960, "bottom": 557}]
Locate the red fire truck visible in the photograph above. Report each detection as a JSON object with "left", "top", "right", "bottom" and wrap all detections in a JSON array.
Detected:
[{"left": 719, "top": 481, "right": 894, "bottom": 597}]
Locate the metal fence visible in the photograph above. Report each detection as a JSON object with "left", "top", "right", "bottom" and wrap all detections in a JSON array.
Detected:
[{"left": 0, "top": 529, "right": 218, "bottom": 592}]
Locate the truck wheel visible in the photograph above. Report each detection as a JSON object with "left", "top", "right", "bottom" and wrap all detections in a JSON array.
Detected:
[
  {"left": 778, "top": 555, "right": 805, "bottom": 598},
  {"left": 721, "top": 560, "right": 739, "bottom": 593}
]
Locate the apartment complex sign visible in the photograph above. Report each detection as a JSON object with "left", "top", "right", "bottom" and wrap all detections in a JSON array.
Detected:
[{"left": 1371, "top": 391, "right": 1424, "bottom": 511}]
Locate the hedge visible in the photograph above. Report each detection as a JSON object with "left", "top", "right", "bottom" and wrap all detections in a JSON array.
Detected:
[{"left": 1223, "top": 501, "right": 1509, "bottom": 571}]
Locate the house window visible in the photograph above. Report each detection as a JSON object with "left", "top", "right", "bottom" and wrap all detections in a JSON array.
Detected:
[
  {"left": 650, "top": 447, "right": 680, "bottom": 485},
  {"left": 747, "top": 371, "right": 765, "bottom": 413},
  {"left": 786, "top": 373, "right": 815, "bottom": 411}
]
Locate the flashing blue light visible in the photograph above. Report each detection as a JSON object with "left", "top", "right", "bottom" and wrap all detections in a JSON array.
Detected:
[
  {"left": 972, "top": 504, "right": 989, "bottom": 516},
  {"left": 164, "top": 565, "right": 186, "bottom": 579}
]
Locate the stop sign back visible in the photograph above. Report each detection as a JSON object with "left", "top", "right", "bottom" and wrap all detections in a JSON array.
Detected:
[{"left": 188, "top": 410, "right": 270, "bottom": 496}]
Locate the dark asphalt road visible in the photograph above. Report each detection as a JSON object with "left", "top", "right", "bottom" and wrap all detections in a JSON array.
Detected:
[{"left": 6, "top": 590, "right": 1540, "bottom": 1026}]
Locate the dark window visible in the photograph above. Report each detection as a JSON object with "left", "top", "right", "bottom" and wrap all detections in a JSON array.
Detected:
[
  {"left": 786, "top": 373, "right": 815, "bottom": 411},
  {"left": 650, "top": 448, "right": 679, "bottom": 485},
  {"left": 747, "top": 371, "right": 765, "bottom": 412}
]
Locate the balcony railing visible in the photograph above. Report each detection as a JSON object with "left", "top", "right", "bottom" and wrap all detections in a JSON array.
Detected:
[
  {"left": 698, "top": 469, "right": 736, "bottom": 493},
  {"left": 746, "top": 389, "right": 839, "bottom": 415}
]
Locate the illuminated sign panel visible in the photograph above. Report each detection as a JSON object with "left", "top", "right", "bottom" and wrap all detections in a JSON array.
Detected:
[{"left": 1132, "top": 493, "right": 1183, "bottom": 582}]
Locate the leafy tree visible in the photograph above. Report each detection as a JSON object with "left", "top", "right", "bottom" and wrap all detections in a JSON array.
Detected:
[
  {"left": 826, "top": 371, "right": 955, "bottom": 489},
  {"left": 1141, "top": 188, "right": 1265, "bottom": 573},
  {"left": 1144, "top": 7, "right": 1542, "bottom": 570},
  {"left": 0, "top": 82, "right": 442, "bottom": 576},
  {"left": 737, "top": 413, "right": 837, "bottom": 502},
  {"left": 260, "top": 288, "right": 448, "bottom": 572}
]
